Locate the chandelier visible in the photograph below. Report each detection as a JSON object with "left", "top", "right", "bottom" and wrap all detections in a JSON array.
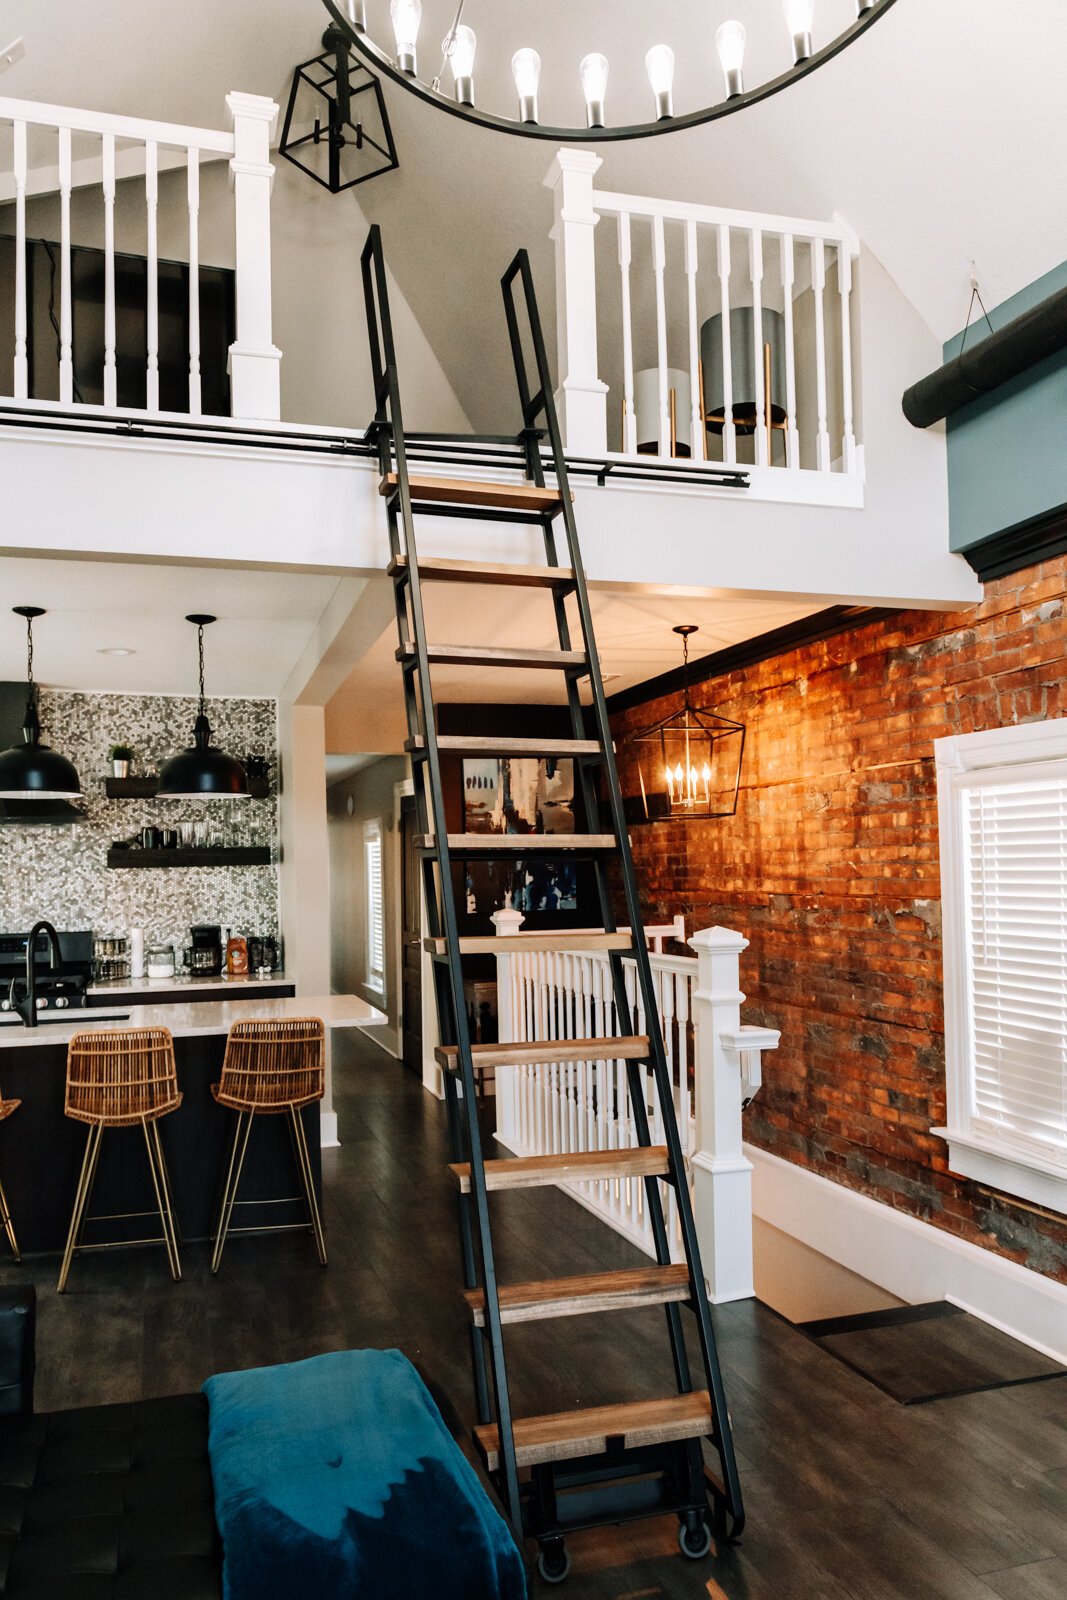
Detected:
[
  {"left": 629, "top": 626, "right": 745, "bottom": 822},
  {"left": 321, "top": 1, "right": 897, "bottom": 143}
]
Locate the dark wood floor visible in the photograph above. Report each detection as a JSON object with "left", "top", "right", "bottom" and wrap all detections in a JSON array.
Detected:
[{"left": 4, "top": 1029, "right": 1067, "bottom": 1599}]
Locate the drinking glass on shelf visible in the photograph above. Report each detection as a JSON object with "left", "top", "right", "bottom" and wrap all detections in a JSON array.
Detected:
[
  {"left": 180, "top": 822, "right": 195, "bottom": 849},
  {"left": 194, "top": 821, "right": 208, "bottom": 849}
]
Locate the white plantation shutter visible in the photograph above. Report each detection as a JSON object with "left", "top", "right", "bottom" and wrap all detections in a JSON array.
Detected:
[
  {"left": 963, "top": 769, "right": 1067, "bottom": 1171},
  {"left": 365, "top": 821, "right": 385, "bottom": 994}
]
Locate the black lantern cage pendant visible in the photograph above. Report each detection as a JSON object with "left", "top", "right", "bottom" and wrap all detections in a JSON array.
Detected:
[
  {"left": 631, "top": 626, "right": 745, "bottom": 822},
  {"left": 157, "top": 616, "right": 249, "bottom": 799},
  {"left": 280, "top": 24, "right": 399, "bottom": 193},
  {"left": 0, "top": 607, "right": 82, "bottom": 800}
]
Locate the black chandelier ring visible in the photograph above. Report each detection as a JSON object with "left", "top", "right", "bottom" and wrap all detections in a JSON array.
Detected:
[{"left": 320, "top": 0, "right": 898, "bottom": 144}]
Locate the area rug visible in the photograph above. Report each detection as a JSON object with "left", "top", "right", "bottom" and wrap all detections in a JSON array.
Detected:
[{"left": 799, "top": 1301, "right": 1066, "bottom": 1404}]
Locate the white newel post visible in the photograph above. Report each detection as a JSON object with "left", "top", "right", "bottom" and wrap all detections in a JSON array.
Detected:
[
  {"left": 688, "top": 927, "right": 760, "bottom": 1303},
  {"left": 543, "top": 149, "right": 608, "bottom": 455},
  {"left": 492, "top": 908, "right": 525, "bottom": 1148},
  {"left": 226, "top": 92, "right": 282, "bottom": 420}
]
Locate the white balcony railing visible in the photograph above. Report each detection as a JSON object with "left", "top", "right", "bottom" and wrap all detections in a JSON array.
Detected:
[
  {"left": 0, "top": 91, "right": 280, "bottom": 421},
  {"left": 545, "top": 149, "right": 862, "bottom": 501},
  {"left": 490, "top": 910, "right": 780, "bottom": 1304}
]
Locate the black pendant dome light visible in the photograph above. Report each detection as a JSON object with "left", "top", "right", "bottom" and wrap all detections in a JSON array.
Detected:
[
  {"left": 157, "top": 615, "right": 249, "bottom": 798},
  {"left": 0, "top": 606, "right": 83, "bottom": 800}
]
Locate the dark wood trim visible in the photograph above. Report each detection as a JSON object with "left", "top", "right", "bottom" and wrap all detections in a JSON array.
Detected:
[
  {"left": 606, "top": 605, "right": 896, "bottom": 714},
  {"left": 959, "top": 501, "right": 1067, "bottom": 582}
]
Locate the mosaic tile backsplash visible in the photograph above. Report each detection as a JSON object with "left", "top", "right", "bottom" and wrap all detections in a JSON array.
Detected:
[{"left": 0, "top": 689, "right": 280, "bottom": 948}]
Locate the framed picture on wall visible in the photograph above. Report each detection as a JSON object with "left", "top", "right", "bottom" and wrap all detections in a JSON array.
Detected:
[
  {"left": 463, "top": 858, "right": 579, "bottom": 918},
  {"left": 462, "top": 757, "right": 574, "bottom": 836}
]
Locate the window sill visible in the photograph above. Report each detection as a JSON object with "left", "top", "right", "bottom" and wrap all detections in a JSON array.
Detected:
[{"left": 933, "top": 1127, "right": 1067, "bottom": 1216}]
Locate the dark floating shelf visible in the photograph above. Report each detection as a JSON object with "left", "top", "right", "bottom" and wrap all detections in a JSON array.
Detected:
[
  {"left": 105, "top": 775, "right": 271, "bottom": 800},
  {"left": 106, "top": 847, "right": 272, "bottom": 870}
]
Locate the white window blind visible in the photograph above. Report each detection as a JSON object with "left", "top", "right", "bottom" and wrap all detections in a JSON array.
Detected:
[
  {"left": 365, "top": 822, "right": 385, "bottom": 995},
  {"left": 964, "top": 773, "right": 1067, "bottom": 1171}
]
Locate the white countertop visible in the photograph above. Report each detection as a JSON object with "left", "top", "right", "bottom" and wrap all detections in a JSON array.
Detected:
[
  {"left": 0, "top": 994, "right": 387, "bottom": 1050},
  {"left": 88, "top": 973, "right": 291, "bottom": 998}
]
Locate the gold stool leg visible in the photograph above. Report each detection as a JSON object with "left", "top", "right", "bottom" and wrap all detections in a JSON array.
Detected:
[
  {"left": 290, "top": 1105, "right": 327, "bottom": 1267},
  {"left": 58, "top": 1123, "right": 103, "bottom": 1293},
  {"left": 212, "top": 1111, "right": 253, "bottom": 1276},
  {"left": 151, "top": 1120, "right": 182, "bottom": 1248},
  {"left": 142, "top": 1118, "right": 181, "bottom": 1283},
  {"left": 0, "top": 1174, "right": 20, "bottom": 1263}
]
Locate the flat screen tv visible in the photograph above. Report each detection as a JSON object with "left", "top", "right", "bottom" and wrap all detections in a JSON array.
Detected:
[{"left": 0, "top": 235, "right": 235, "bottom": 415}]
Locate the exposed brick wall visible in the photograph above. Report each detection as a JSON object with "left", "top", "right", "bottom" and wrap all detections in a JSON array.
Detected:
[{"left": 610, "top": 557, "right": 1067, "bottom": 1284}]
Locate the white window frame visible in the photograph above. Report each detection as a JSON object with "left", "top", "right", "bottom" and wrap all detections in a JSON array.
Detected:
[
  {"left": 364, "top": 818, "right": 385, "bottom": 999},
  {"left": 935, "top": 717, "right": 1067, "bottom": 1214}
]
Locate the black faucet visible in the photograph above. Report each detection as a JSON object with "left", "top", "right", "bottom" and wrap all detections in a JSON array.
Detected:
[{"left": 9, "top": 921, "right": 63, "bottom": 1028}]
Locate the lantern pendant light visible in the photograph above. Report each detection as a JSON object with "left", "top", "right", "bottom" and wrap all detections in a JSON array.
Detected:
[
  {"left": 630, "top": 625, "right": 745, "bottom": 822},
  {"left": 157, "top": 615, "right": 249, "bottom": 798},
  {"left": 0, "top": 607, "right": 82, "bottom": 800}
]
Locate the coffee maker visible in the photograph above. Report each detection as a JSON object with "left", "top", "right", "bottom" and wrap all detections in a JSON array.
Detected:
[{"left": 189, "top": 924, "right": 222, "bottom": 978}]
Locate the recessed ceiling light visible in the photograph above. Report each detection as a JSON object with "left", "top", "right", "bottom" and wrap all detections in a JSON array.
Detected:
[{"left": 96, "top": 647, "right": 136, "bottom": 657}]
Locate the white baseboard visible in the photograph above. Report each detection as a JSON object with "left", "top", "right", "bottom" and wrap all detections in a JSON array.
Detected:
[
  {"left": 748, "top": 1143, "right": 1067, "bottom": 1364},
  {"left": 319, "top": 1110, "right": 339, "bottom": 1149},
  {"left": 359, "top": 1023, "right": 401, "bottom": 1059}
]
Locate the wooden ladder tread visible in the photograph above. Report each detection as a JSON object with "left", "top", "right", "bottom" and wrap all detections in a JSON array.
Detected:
[
  {"left": 406, "top": 734, "right": 602, "bottom": 757},
  {"left": 418, "top": 833, "right": 616, "bottom": 854},
  {"left": 380, "top": 473, "right": 568, "bottom": 513},
  {"left": 449, "top": 1146, "right": 670, "bottom": 1193},
  {"left": 388, "top": 555, "right": 576, "bottom": 590},
  {"left": 435, "top": 1036, "right": 649, "bottom": 1071},
  {"left": 426, "top": 932, "right": 634, "bottom": 957},
  {"left": 464, "top": 1264, "right": 690, "bottom": 1327},
  {"left": 398, "top": 642, "right": 587, "bottom": 671},
  {"left": 475, "top": 1391, "right": 713, "bottom": 1471}
]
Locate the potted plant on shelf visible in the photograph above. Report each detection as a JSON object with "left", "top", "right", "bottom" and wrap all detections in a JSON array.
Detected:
[{"left": 109, "top": 743, "right": 134, "bottom": 779}]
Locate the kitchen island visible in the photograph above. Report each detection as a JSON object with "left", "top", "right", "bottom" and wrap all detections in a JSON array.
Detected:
[{"left": 0, "top": 995, "right": 386, "bottom": 1257}]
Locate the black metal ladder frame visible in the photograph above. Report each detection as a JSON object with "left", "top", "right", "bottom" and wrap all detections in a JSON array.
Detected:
[{"left": 360, "top": 221, "right": 745, "bottom": 1551}]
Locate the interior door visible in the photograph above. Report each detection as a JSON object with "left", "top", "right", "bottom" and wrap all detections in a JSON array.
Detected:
[{"left": 400, "top": 795, "right": 423, "bottom": 1075}]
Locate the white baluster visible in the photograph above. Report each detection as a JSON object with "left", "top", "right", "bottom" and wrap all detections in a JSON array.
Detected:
[
  {"left": 187, "top": 148, "right": 201, "bottom": 416},
  {"left": 12, "top": 120, "right": 27, "bottom": 399},
  {"left": 676, "top": 970, "right": 692, "bottom": 1158},
  {"left": 145, "top": 139, "right": 159, "bottom": 411},
  {"left": 838, "top": 242, "right": 857, "bottom": 475},
  {"left": 617, "top": 211, "right": 637, "bottom": 454},
  {"left": 811, "top": 237, "right": 831, "bottom": 472},
  {"left": 102, "top": 132, "right": 117, "bottom": 407},
  {"left": 780, "top": 233, "right": 799, "bottom": 470},
  {"left": 749, "top": 226, "right": 768, "bottom": 467},
  {"left": 58, "top": 127, "right": 73, "bottom": 404},
  {"left": 491, "top": 908, "right": 523, "bottom": 1149},
  {"left": 653, "top": 214, "right": 670, "bottom": 456},
  {"left": 684, "top": 219, "right": 703, "bottom": 459},
  {"left": 716, "top": 223, "right": 736, "bottom": 464}
]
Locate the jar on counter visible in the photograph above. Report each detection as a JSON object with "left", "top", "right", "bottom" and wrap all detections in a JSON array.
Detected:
[{"left": 146, "top": 945, "right": 176, "bottom": 980}]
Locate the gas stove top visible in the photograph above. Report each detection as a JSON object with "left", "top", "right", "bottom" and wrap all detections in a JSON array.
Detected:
[{"left": 0, "top": 931, "right": 93, "bottom": 1014}]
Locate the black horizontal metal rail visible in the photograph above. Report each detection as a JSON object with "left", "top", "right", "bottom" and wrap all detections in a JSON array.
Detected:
[{"left": 0, "top": 403, "right": 750, "bottom": 490}]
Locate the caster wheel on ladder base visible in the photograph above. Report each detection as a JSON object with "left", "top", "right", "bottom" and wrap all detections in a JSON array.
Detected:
[
  {"left": 536, "top": 1540, "right": 571, "bottom": 1584},
  {"left": 677, "top": 1517, "right": 712, "bottom": 1559}
]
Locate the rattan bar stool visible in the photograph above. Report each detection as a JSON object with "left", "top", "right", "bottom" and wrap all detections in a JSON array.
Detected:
[
  {"left": 0, "top": 1092, "right": 21, "bottom": 1262},
  {"left": 59, "top": 1027, "right": 182, "bottom": 1293},
  {"left": 210, "top": 1017, "right": 327, "bottom": 1273}
]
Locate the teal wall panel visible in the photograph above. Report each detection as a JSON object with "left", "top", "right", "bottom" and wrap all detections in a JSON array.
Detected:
[{"left": 945, "top": 260, "right": 1067, "bottom": 552}]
